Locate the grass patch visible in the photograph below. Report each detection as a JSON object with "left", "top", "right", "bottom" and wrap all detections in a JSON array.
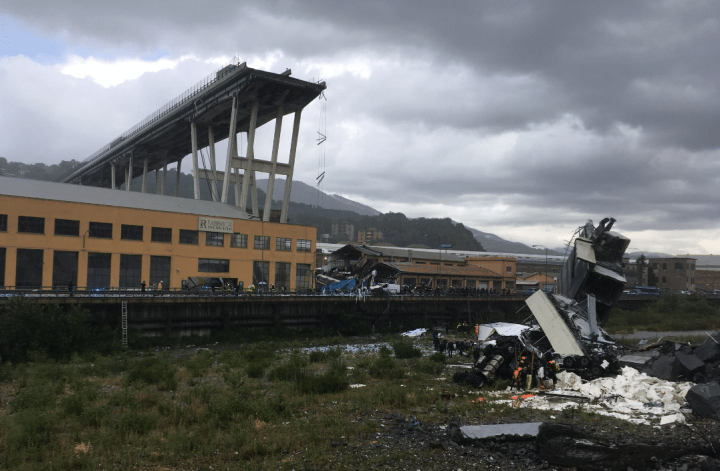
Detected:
[{"left": 391, "top": 336, "right": 423, "bottom": 359}]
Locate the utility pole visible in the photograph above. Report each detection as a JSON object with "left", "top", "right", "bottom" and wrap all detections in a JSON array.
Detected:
[
  {"left": 533, "top": 245, "right": 548, "bottom": 293},
  {"left": 425, "top": 234, "right": 441, "bottom": 290}
]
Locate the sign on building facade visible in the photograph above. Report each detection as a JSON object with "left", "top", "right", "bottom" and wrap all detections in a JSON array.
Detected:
[{"left": 198, "top": 217, "right": 233, "bottom": 233}]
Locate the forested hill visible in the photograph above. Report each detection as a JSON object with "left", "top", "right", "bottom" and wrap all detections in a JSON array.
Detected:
[{"left": 0, "top": 158, "right": 484, "bottom": 251}]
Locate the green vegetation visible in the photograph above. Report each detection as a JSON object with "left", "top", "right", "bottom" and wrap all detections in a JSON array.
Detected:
[
  {"left": 606, "top": 292, "right": 720, "bottom": 333},
  {"left": 0, "top": 336, "right": 483, "bottom": 470}
]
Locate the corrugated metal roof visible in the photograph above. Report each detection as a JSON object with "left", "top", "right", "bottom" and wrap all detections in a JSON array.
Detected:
[
  {"left": 385, "top": 262, "right": 502, "bottom": 277},
  {"left": 0, "top": 176, "right": 252, "bottom": 220}
]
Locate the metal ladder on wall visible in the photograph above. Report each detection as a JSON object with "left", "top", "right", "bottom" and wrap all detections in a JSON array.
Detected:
[{"left": 121, "top": 301, "right": 128, "bottom": 348}]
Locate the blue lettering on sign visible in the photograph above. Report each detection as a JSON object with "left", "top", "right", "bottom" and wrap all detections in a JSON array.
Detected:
[{"left": 440, "top": 244, "right": 452, "bottom": 248}]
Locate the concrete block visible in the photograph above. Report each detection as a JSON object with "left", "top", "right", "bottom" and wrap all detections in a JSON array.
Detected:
[
  {"left": 460, "top": 422, "right": 542, "bottom": 441},
  {"left": 686, "top": 382, "right": 720, "bottom": 421},
  {"left": 674, "top": 351, "right": 705, "bottom": 377},
  {"left": 644, "top": 356, "right": 679, "bottom": 381},
  {"left": 617, "top": 355, "right": 649, "bottom": 369},
  {"left": 694, "top": 338, "right": 720, "bottom": 362}
]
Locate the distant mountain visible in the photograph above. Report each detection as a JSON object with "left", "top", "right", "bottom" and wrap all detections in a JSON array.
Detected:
[
  {"left": 256, "top": 178, "right": 381, "bottom": 216},
  {"left": 464, "top": 226, "right": 564, "bottom": 256}
]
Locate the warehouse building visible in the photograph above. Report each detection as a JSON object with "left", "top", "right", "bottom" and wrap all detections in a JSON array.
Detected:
[{"left": 0, "top": 176, "right": 315, "bottom": 291}]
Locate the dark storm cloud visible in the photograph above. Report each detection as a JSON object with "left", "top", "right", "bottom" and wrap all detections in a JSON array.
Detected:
[{"left": 3, "top": 1, "right": 720, "bottom": 252}]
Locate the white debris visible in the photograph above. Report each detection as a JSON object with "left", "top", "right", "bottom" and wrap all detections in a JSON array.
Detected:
[
  {"left": 401, "top": 328, "right": 428, "bottom": 337},
  {"left": 349, "top": 384, "right": 366, "bottom": 388},
  {"left": 517, "top": 366, "right": 694, "bottom": 425}
]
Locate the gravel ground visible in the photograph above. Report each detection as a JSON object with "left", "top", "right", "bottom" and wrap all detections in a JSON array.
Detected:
[{"left": 317, "top": 410, "right": 720, "bottom": 471}]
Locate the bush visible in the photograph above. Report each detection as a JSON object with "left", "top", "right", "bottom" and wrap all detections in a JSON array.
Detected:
[
  {"left": 414, "top": 358, "right": 445, "bottom": 375},
  {"left": 0, "top": 298, "right": 116, "bottom": 363},
  {"left": 368, "top": 354, "right": 405, "bottom": 380},
  {"left": 296, "top": 370, "right": 348, "bottom": 394},
  {"left": 391, "top": 337, "right": 422, "bottom": 359},
  {"left": 123, "top": 356, "right": 177, "bottom": 390},
  {"left": 428, "top": 352, "right": 447, "bottom": 363},
  {"left": 182, "top": 350, "right": 216, "bottom": 378},
  {"left": 269, "top": 354, "right": 308, "bottom": 381}
]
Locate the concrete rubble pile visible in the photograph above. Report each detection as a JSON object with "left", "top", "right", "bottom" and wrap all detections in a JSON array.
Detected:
[
  {"left": 454, "top": 217, "right": 629, "bottom": 389},
  {"left": 451, "top": 217, "right": 720, "bottom": 422}
]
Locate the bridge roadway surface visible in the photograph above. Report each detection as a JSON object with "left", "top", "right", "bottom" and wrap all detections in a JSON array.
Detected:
[
  {"left": 0, "top": 291, "right": 681, "bottom": 336},
  {"left": 61, "top": 63, "right": 326, "bottom": 188}
]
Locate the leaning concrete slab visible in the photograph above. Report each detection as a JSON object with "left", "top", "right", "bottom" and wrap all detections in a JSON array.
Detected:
[{"left": 525, "top": 291, "right": 584, "bottom": 356}]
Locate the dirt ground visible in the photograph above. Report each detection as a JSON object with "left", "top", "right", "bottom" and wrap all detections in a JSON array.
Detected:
[{"left": 315, "top": 410, "right": 720, "bottom": 471}]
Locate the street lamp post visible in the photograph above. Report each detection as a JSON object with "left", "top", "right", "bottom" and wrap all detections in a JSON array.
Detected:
[
  {"left": 425, "top": 234, "right": 441, "bottom": 290},
  {"left": 533, "top": 245, "right": 548, "bottom": 293}
]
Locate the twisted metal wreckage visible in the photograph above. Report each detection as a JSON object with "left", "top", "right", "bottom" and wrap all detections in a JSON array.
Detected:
[{"left": 453, "top": 217, "right": 630, "bottom": 388}]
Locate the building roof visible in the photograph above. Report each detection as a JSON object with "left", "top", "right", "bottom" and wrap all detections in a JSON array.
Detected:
[
  {"left": 0, "top": 176, "right": 252, "bottom": 220},
  {"left": 386, "top": 262, "right": 502, "bottom": 278}
]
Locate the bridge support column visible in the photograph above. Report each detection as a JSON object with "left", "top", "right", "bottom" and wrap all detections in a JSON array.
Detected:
[
  {"left": 240, "top": 101, "right": 259, "bottom": 215},
  {"left": 126, "top": 156, "right": 133, "bottom": 192},
  {"left": 141, "top": 158, "right": 148, "bottom": 193},
  {"left": 155, "top": 169, "right": 159, "bottom": 194},
  {"left": 191, "top": 122, "right": 200, "bottom": 200},
  {"left": 111, "top": 164, "right": 116, "bottom": 190},
  {"left": 161, "top": 159, "right": 167, "bottom": 195},
  {"left": 281, "top": 109, "right": 302, "bottom": 223},
  {"left": 234, "top": 167, "right": 241, "bottom": 207},
  {"left": 264, "top": 105, "right": 284, "bottom": 221},
  {"left": 222, "top": 96, "right": 239, "bottom": 203},
  {"left": 175, "top": 158, "right": 182, "bottom": 197},
  {"left": 208, "top": 126, "right": 219, "bottom": 202}
]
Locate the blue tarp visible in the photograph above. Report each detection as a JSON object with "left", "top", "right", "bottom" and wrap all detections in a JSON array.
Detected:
[{"left": 321, "top": 278, "right": 357, "bottom": 293}]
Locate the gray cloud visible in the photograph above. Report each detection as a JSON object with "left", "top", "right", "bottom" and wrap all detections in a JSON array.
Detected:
[{"left": 3, "top": 1, "right": 720, "bottom": 252}]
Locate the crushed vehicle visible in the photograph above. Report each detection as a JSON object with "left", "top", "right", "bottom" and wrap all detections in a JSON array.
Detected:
[{"left": 454, "top": 217, "right": 629, "bottom": 388}]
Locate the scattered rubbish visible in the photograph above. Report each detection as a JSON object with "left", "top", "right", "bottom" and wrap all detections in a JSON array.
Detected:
[{"left": 349, "top": 384, "right": 366, "bottom": 389}]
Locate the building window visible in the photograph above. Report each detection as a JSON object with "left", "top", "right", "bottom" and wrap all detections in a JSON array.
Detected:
[
  {"left": 437, "top": 279, "right": 448, "bottom": 288},
  {"left": 276, "top": 237, "right": 292, "bottom": 251},
  {"left": 179, "top": 229, "right": 198, "bottom": 245},
  {"left": 296, "top": 239, "right": 312, "bottom": 252},
  {"left": 452, "top": 279, "right": 463, "bottom": 288},
  {"left": 506, "top": 266, "right": 512, "bottom": 273},
  {"left": 231, "top": 233, "right": 247, "bottom": 248},
  {"left": 150, "top": 256, "right": 171, "bottom": 286},
  {"left": 467, "top": 280, "right": 476, "bottom": 288},
  {"left": 16, "top": 249, "right": 43, "bottom": 288},
  {"left": 662, "top": 276, "right": 667, "bottom": 283},
  {"left": 275, "top": 262, "right": 291, "bottom": 289},
  {"left": 675, "top": 262, "right": 683, "bottom": 270},
  {"left": 198, "top": 258, "right": 229, "bottom": 273},
  {"left": 404, "top": 277, "right": 417, "bottom": 287},
  {"left": 119, "top": 254, "right": 142, "bottom": 288},
  {"left": 0, "top": 214, "right": 7, "bottom": 232},
  {"left": 150, "top": 227, "right": 172, "bottom": 243},
  {"left": 296, "top": 263, "right": 312, "bottom": 289},
  {"left": 87, "top": 252, "right": 111, "bottom": 289},
  {"left": 18, "top": 216, "right": 44, "bottom": 234},
  {"left": 254, "top": 236, "right": 270, "bottom": 250},
  {"left": 52, "top": 251, "right": 78, "bottom": 288},
  {"left": 662, "top": 263, "right": 667, "bottom": 270},
  {"left": 206, "top": 232, "right": 224, "bottom": 246},
  {"left": 253, "top": 261, "right": 269, "bottom": 286},
  {"left": 54, "top": 219, "right": 80, "bottom": 236},
  {"left": 89, "top": 222, "right": 113, "bottom": 239},
  {"left": 121, "top": 224, "right": 143, "bottom": 241}
]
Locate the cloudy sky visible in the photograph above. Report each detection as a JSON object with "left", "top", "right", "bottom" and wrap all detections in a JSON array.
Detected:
[{"left": 2, "top": 2, "right": 720, "bottom": 254}]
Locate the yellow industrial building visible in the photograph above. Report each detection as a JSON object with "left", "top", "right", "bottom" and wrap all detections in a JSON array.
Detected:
[{"left": 0, "top": 176, "right": 315, "bottom": 291}]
